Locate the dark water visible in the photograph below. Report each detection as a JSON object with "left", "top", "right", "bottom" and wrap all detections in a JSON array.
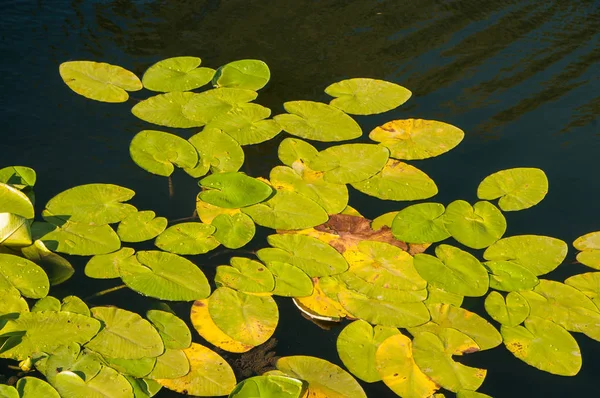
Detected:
[{"left": 1, "top": 0, "right": 599, "bottom": 396}]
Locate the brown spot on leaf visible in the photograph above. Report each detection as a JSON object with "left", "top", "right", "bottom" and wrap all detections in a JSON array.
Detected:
[{"left": 192, "top": 300, "right": 205, "bottom": 307}]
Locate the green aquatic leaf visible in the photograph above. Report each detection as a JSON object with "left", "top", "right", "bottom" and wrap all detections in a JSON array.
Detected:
[
  {"left": 456, "top": 391, "right": 492, "bottom": 398},
  {"left": 242, "top": 190, "right": 328, "bottom": 230},
  {"left": 129, "top": 130, "right": 199, "bottom": 177},
  {"left": 274, "top": 101, "right": 362, "bottom": 142},
  {"left": 31, "top": 296, "right": 61, "bottom": 312},
  {"left": 105, "top": 356, "right": 156, "bottom": 378},
  {"left": 181, "top": 87, "right": 258, "bottom": 125},
  {"left": 443, "top": 200, "right": 506, "bottom": 249},
  {"left": 308, "top": 143, "right": 389, "bottom": 184},
  {"left": 573, "top": 231, "right": 600, "bottom": 269},
  {"left": 16, "top": 377, "right": 60, "bottom": 398},
  {"left": 335, "top": 271, "right": 428, "bottom": 303},
  {"left": 0, "top": 166, "right": 36, "bottom": 189},
  {"left": 0, "top": 385, "right": 18, "bottom": 398},
  {"left": 208, "top": 287, "right": 278, "bottom": 346},
  {"left": 125, "top": 377, "right": 162, "bottom": 398},
  {"left": 501, "top": 316, "right": 581, "bottom": 376},
  {"left": 119, "top": 250, "right": 211, "bottom": 301},
  {"left": 154, "top": 222, "right": 220, "bottom": 255},
  {"left": 565, "top": 272, "right": 600, "bottom": 308},
  {"left": 336, "top": 320, "right": 400, "bottom": 382},
  {"left": 213, "top": 59, "right": 270, "bottom": 91},
  {"left": 484, "top": 291, "right": 529, "bottom": 327},
  {"left": 424, "top": 285, "right": 464, "bottom": 308},
  {"left": 229, "top": 375, "right": 306, "bottom": 398},
  {"left": 264, "top": 261, "right": 314, "bottom": 297},
  {"left": 0, "top": 253, "right": 49, "bottom": 298},
  {"left": 186, "top": 128, "right": 245, "bottom": 177},
  {"left": 117, "top": 211, "right": 167, "bottom": 243},
  {"left": 371, "top": 211, "right": 398, "bottom": 231},
  {"left": 0, "top": 183, "right": 34, "bottom": 219},
  {"left": 85, "top": 306, "right": 164, "bottom": 360},
  {"left": 484, "top": 260, "right": 539, "bottom": 292},
  {"left": 212, "top": 213, "right": 256, "bottom": 249},
  {"left": 59, "top": 60, "right": 142, "bottom": 103},
  {"left": 325, "top": 78, "right": 411, "bottom": 115},
  {"left": 61, "top": 296, "right": 90, "bottom": 316},
  {"left": 278, "top": 138, "right": 319, "bottom": 168},
  {"left": 0, "top": 213, "right": 32, "bottom": 247},
  {"left": 199, "top": 172, "right": 273, "bottom": 209},
  {"left": 414, "top": 245, "right": 489, "bottom": 297},
  {"left": 0, "top": 287, "right": 28, "bottom": 316},
  {"left": 142, "top": 56, "right": 215, "bottom": 92},
  {"left": 85, "top": 247, "right": 138, "bottom": 279},
  {"left": 391, "top": 203, "right": 449, "bottom": 244},
  {"left": 146, "top": 309, "right": 192, "bottom": 350},
  {"left": 54, "top": 367, "right": 134, "bottom": 398},
  {"left": 483, "top": 235, "right": 568, "bottom": 276},
  {"left": 21, "top": 240, "right": 74, "bottom": 285},
  {"left": 146, "top": 348, "right": 190, "bottom": 380},
  {"left": 44, "top": 183, "right": 136, "bottom": 225},
  {"left": 214, "top": 257, "right": 275, "bottom": 293},
  {"left": 39, "top": 221, "right": 121, "bottom": 256},
  {"left": 477, "top": 168, "right": 548, "bottom": 211},
  {"left": 132, "top": 92, "right": 204, "bottom": 128},
  {"left": 276, "top": 355, "right": 367, "bottom": 398},
  {"left": 0, "top": 311, "right": 101, "bottom": 360},
  {"left": 205, "top": 103, "right": 281, "bottom": 145},
  {"left": 369, "top": 119, "right": 464, "bottom": 160}
]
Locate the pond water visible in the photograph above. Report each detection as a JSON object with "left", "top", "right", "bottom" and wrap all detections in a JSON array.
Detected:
[{"left": 1, "top": 0, "right": 599, "bottom": 396}]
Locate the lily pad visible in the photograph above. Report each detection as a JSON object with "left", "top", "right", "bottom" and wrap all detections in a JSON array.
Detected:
[
  {"left": 199, "top": 172, "right": 273, "bottom": 209},
  {"left": 213, "top": 59, "right": 270, "bottom": 91},
  {"left": 146, "top": 348, "right": 190, "bottom": 380},
  {"left": 106, "top": 356, "right": 156, "bottom": 378},
  {"left": 308, "top": 144, "right": 389, "bottom": 184},
  {"left": 16, "top": 377, "right": 60, "bottom": 398},
  {"left": 484, "top": 260, "right": 539, "bottom": 292},
  {"left": 443, "top": 200, "right": 506, "bottom": 249},
  {"left": 336, "top": 271, "right": 428, "bottom": 303},
  {"left": 484, "top": 291, "right": 529, "bottom": 327},
  {"left": 0, "top": 182, "right": 34, "bottom": 219},
  {"left": 265, "top": 261, "right": 314, "bottom": 297},
  {"left": 369, "top": 119, "right": 464, "bottom": 160},
  {"left": 205, "top": 103, "right": 282, "bottom": 145},
  {"left": 277, "top": 138, "right": 318, "bottom": 168},
  {"left": 477, "top": 168, "right": 548, "bottom": 211},
  {"left": 142, "top": 56, "right": 215, "bottom": 92},
  {"left": 154, "top": 222, "right": 220, "bottom": 255},
  {"left": 54, "top": 367, "right": 133, "bottom": 398},
  {"left": 0, "top": 213, "right": 32, "bottom": 247},
  {"left": 117, "top": 211, "right": 167, "bottom": 243},
  {"left": 39, "top": 221, "right": 121, "bottom": 256},
  {"left": 0, "top": 254, "right": 49, "bottom": 298},
  {"left": 274, "top": 101, "right": 362, "bottom": 142},
  {"left": 61, "top": 296, "right": 90, "bottom": 316},
  {"left": 501, "top": 316, "right": 581, "bottom": 376},
  {"left": 371, "top": 211, "right": 398, "bottom": 231},
  {"left": 212, "top": 213, "right": 256, "bottom": 249},
  {"left": 229, "top": 374, "right": 306, "bottom": 398},
  {"left": 186, "top": 128, "right": 245, "bottom": 177},
  {"left": 0, "top": 386, "right": 17, "bottom": 398},
  {"left": 85, "top": 247, "right": 138, "bottom": 279},
  {"left": 424, "top": 285, "right": 464, "bottom": 308},
  {"left": 59, "top": 61, "right": 142, "bottom": 103},
  {"left": 181, "top": 88, "right": 258, "bottom": 125},
  {"left": 214, "top": 257, "right": 275, "bottom": 293},
  {"left": 0, "top": 287, "right": 29, "bottom": 316},
  {"left": 21, "top": 240, "right": 74, "bottom": 285},
  {"left": 325, "top": 78, "right": 411, "bottom": 115},
  {"left": 130, "top": 130, "right": 199, "bottom": 177},
  {"left": 0, "top": 166, "right": 36, "bottom": 189},
  {"left": 483, "top": 235, "right": 568, "bottom": 276},
  {"left": 573, "top": 231, "right": 600, "bottom": 269},
  {"left": 195, "top": 197, "right": 241, "bottom": 224},
  {"left": 44, "top": 183, "right": 136, "bottom": 225},
  {"left": 132, "top": 92, "right": 204, "bottom": 128},
  {"left": 336, "top": 320, "right": 400, "bottom": 382},
  {"left": 293, "top": 277, "right": 347, "bottom": 320},
  {"left": 565, "top": 272, "right": 600, "bottom": 308},
  {"left": 147, "top": 309, "right": 192, "bottom": 350},
  {"left": 391, "top": 203, "right": 450, "bottom": 243},
  {"left": 31, "top": 296, "right": 61, "bottom": 312}
]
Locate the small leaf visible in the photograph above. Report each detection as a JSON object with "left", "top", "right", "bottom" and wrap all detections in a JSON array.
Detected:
[
  {"left": 54, "top": 367, "right": 134, "bottom": 398},
  {"left": 0, "top": 166, "right": 36, "bottom": 189},
  {"left": 205, "top": 104, "right": 281, "bottom": 145},
  {"left": 484, "top": 291, "right": 529, "bottom": 327},
  {"left": 185, "top": 128, "right": 244, "bottom": 177},
  {"left": 199, "top": 172, "right": 273, "bottom": 209},
  {"left": 182, "top": 87, "right": 258, "bottom": 125},
  {"left": 132, "top": 92, "right": 204, "bottom": 128},
  {"left": 391, "top": 203, "right": 450, "bottom": 244},
  {"left": 117, "top": 211, "right": 168, "bottom": 243},
  {"left": 477, "top": 168, "right": 548, "bottom": 211},
  {"left": 21, "top": 240, "right": 74, "bottom": 285},
  {"left": 229, "top": 375, "right": 306, "bottom": 398},
  {"left": 573, "top": 231, "right": 600, "bottom": 269},
  {"left": 211, "top": 213, "right": 256, "bottom": 249},
  {"left": 214, "top": 257, "right": 275, "bottom": 293},
  {"left": 147, "top": 309, "right": 192, "bottom": 350},
  {"left": 142, "top": 56, "right": 215, "bottom": 92},
  {"left": 325, "top": 78, "right": 411, "bottom": 115},
  {"left": 129, "top": 130, "right": 198, "bottom": 177},
  {"left": 85, "top": 247, "right": 138, "bottom": 279},
  {"left": 61, "top": 296, "right": 90, "bottom": 316},
  {"left": 443, "top": 200, "right": 506, "bottom": 249},
  {"left": 213, "top": 59, "right": 270, "bottom": 91},
  {"left": 39, "top": 221, "right": 121, "bottom": 256},
  {"left": 0, "top": 253, "right": 49, "bottom": 298},
  {"left": 0, "top": 182, "right": 34, "bottom": 219},
  {"left": 155, "top": 222, "right": 220, "bottom": 255},
  {"left": 277, "top": 138, "right": 318, "bottom": 168}
]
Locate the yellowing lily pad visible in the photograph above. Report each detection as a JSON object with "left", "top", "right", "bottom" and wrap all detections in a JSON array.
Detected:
[
  {"left": 185, "top": 128, "right": 245, "bottom": 177},
  {"left": 215, "top": 257, "right": 275, "bottom": 293},
  {"left": 371, "top": 211, "right": 398, "bottom": 231},
  {"left": 565, "top": 272, "right": 600, "bottom": 308},
  {"left": 443, "top": 200, "right": 506, "bottom": 249},
  {"left": 59, "top": 61, "right": 142, "bottom": 103},
  {"left": 130, "top": 130, "right": 199, "bottom": 177},
  {"left": 199, "top": 172, "right": 273, "bottom": 209},
  {"left": 142, "top": 56, "right": 215, "bottom": 92},
  {"left": 213, "top": 59, "right": 270, "bottom": 91},
  {"left": 308, "top": 144, "right": 389, "bottom": 184},
  {"left": 0, "top": 182, "right": 34, "bottom": 219},
  {"left": 325, "top": 78, "right": 411, "bottom": 115},
  {"left": 574, "top": 231, "right": 600, "bottom": 269},
  {"left": 369, "top": 119, "right": 464, "bottom": 160},
  {"left": 484, "top": 291, "right": 529, "bottom": 327},
  {"left": 477, "top": 168, "right": 548, "bottom": 211},
  {"left": 212, "top": 213, "right": 256, "bottom": 249},
  {"left": 293, "top": 277, "right": 347, "bottom": 320},
  {"left": 154, "top": 222, "right": 220, "bottom": 255},
  {"left": 424, "top": 285, "right": 464, "bottom": 308},
  {"left": 196, "top": 197, "right": 241, "bottom": 224},
  {"left": 274, "top": 101, "right": 362, "bottom": 142},
  {"left": 391, "top": 203, "right": 450, "bottom": 244},
  {"left": 117, "top": 210, "right": 168, "bottom": 243}
]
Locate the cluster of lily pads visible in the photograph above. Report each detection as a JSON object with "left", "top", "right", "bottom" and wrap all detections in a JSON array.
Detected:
[{"left": 1, "top": 56, "right": 599, "bottom": 398}]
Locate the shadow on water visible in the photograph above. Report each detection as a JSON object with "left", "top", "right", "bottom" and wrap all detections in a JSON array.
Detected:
[{"left": 1, "top": 0, "right": 599, "bottom": 396}]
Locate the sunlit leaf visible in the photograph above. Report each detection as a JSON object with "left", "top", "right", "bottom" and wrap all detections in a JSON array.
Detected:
[
  {"left": 147, "top": 309, "right": 192, "bottom": 350},
  {"left": 573, "top": 231, "right": 600, "bottom": 269},
  {"left": 105, "top": 356, "right": 156, "bottom": 378},
  {"left": 484, "top": 291, "right": 529, "bottom": 327},
  {"left": 199, "top": 172, "right": 273, "bottom": 209},
  {"left": 371, "top": 211, "right": 398, "bottom": 231},
  {"left": 185, "top": 128, "right": 245, "bottom": 177},
  {"left": 263, "top": 260, "right": 314, "bottom": 297},
  {"left": 293, "top": 277, "right": 347, "bottom": 321},
  {"left": 0, "top": 182, "right": 34, "bottom": 219},
  {"left": 213, "top": 59, "right": 270, "bottom": 91},
  {"left": 0, "top": 166, "right": 36, "bottom": 190},
  {"left": 16, "top": 377, "right": 60, "bottom": 398},
  {"left": 456, "top": 391, "right": 492, "bottom": 398},
  {"left": 142, "top": 56, "right": 214, "bottom": 92},
  {"left": 129, "top": 130, "right": 198, "bottom": 177},
  {"left": 146, "top": 348, "right": 190, "bottom": 380},
  {"left": 59, "top": 60, "right": 142, "bottom": 103},
  {"left": 483, "top": 260, "right": 539, "bottom": 292},
  {"left": 443, "top": 200, "right": 506, "bottom": 249},
  {"left": 278, "top": 138, "right": 318, "bottom": 168},
  {"left": 131, "top": 92, "right": 204, "bottom": 128},
  {"left": 21, "top": 240, "right": 74, "bottom": 285},
  {"left": 181, "top": 87, "right": 258, "bottom": 125},
  {"left": 195, "top": 197, "right": 241, "bottom": 224},
  {"left": 215, "top": 257, "right": 275, "bottom": 293},
  {"left": 61, "top": 296, "right": 90, "bottom": 316},
  {"left": 154, "top": 222, "right": 219, "bottom": 255},
  {"left": 0, "top": 253, "right": 49, "bottom": 298},
  {"left": 39, "top": 221, "right": 121, "bottom": 256},
  {"left": 212, "top": 213, "right": 256, "bottom": 249},
  {"left": 325, "top": 78, "right": 411, "bottom": 115},
  {"left": 0, "top": 213, "right": 32, "bottom": 248},
  {"left": 31, "top": 296, "right": 60, "bottom": 312},
  {"left": 565, "top": 272, "right": 600, "bottom": 308},
  {"left": 0, "top": 385, "right": 18, "bottom": 398},
  {"left": 477, "top": 168, "right": 548, "bottom": 211},
  {"left": 424, "top": 285, "right": 464, "bottom": 308},
  {"left": 0, "top": 287, "right": 28, "bottom": 316},
  {"left": 205, "top": 103, "right": 281, "bottom": 145},
  {"left": 391, "top": 203, "right": 450, "bottom": 244},
  {"left": 54, "top": 367, "right": 134, "bottom": 398},
  {"left": 335, "top": 271, "right": 428, "bottom": 303},
  {"left": 85, "top": 247, "right": 138, "bottom": 279},
  {"left": 229, "top": 374, "right": 306, "bottom": 398},
  {"left": 117, "top": 211, "right": 167, "bottom": 243}
]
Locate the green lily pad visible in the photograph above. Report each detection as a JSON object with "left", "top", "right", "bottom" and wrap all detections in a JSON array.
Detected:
[
  {"left": 106, "top": 356, "right": 156, "bottom": 378},
  {"left": 0, "top": 213, "right": 32, "bottom": 247},
  {"left": 574, "top": 231, "right": 600, "bottom": 269},
  {"left": 154, "top": 222, "right": 220, "bottom": 255},
  {"left": 336, "top": 271, "right": 428, "bottom": 303},
  {"left": 501, "top": 316, "right": 581, "bottom": 376},
  {"left": 267, "top": 233, "right": 348, "bottom": 277},
  {"left": 59, "top": 60, "right": 142, "bottom": 103},
  {"left": 336, "top": 320, "right": 400, "bottom": 382},
  {"left": 0, "top": 386, "right": 17, "bottom": 398},
  {"left": 21, "top": 240, "right": 74, "bottom": 285},
  {"left": 182, "top": 87, "right": 258, "bottom": 125},
  {"left": 483, "top": 235, "right": 568, "bottom": 276},
  {"left": 142, "top": 56, "right": 215, "bottom": 92},
  {"left": 0, "top": 311, "right": 101, "bottom": 360},
  {"left": 264, "top": 261, "right": 314, "bottom": 297},
  {"left": 146, "top": 348, "right": 190, "bottom": 380},
  {"left": 31, "top": 296, "right": 61, "bottom": 312},
  {"left": 325, "top": 78, "right": 411, "bottom": 115},
  {"left": 308, "top": 144, "right": 389, "bottom": 184},
  {"left": 185, "top": 128, "right": 244, "bottom": 177},
  {"left": 85, "top": 247, "right": 138, "bottom": 279},
  {"left": 0, "top": 182, "right": 34, "bottom": 219},
  {"left": 277, "top": 138, "right": 318, "bottom": 168},
  {"left": 274, "top": 101, "right": 362, "bottom": 142},
  {"left": 375, "top": 333, "right": 440, "bottom": 397},
  {"left": 54, "top": 367, "right": 133, "bottom": 398},
  {"left": 208, "top": 287, "right": 279, "bottom": 346},
  {"left": 0, "top": 166, "right": 36, "bottom": 189},
  {"left": 371, "top": 211, "right": 398, "bottom": 231},
  {"left": 213, "top": 59, "right": 270, "bottom": 91},
  {"left": 39, "top": 221, "right": 121, "bottom": 256},
  {"left": 484, "top": 291, "right": 529, "bottom": 327},
  {"left": 0, "top": 287, "right": 28, "bottom": 316},
  {"left": 0, "top": 254, "right": 49, "bottom": 298},
  {"left": 443, "top": 200, "right": 506, "bottom": 249},
  {"left": 86, "top": 306, "right": 164, "bottom": 360},
  {"left": 16, "top": 377, "right": 60, "bottom": 398},
  {"left": 212, "top": 213, "right": 256, "bottom": 249},
  {"left": 229, "top": 375, "right": 306, "bottom": 398},
  {"left": 424, "top": 285, "right": 464, "bottom": 308},
  {"left": 369, "top": 119, "right": 464, "bottom": 160},
  {"left": 126, "top": 377, "right": 162, "bottom": 398},
  {"left": 565, "top": 272, "right": 600, "bottom": 308},
  {"left": 270, "top": 165, "right": 349, "bottom": 215},
  {"left": 117, "top": 211, "right": 168, "bottom": 243},
  {"left": 33, "top": 343, "right": 84, "bottom": 385},
  {"left": 484, "top": 261, "right": 538, "bottom": 292},
  {"left": 276, "top": 355, "right": 367, "bottom": 398},
  {"left": 205, "top": 103, "right": 281, "bottom": 145},
  {"left": 132, "top": 92, "right": 205, "bottom": 128},
  {"left": 414, "top": 245, "right": 489, "bottom": 297},
  {"left": 146, "top": 309, "right": 192, "bottom": 350},
  {"left": 199, "top": 172, "right": 273, "bottom": 209},
  {"left": 61, "top": 296, "right": 90, "bottom": 316},
  {"left": 242, "top": 190, "right": 328, "bottom": 230},
  {"left": 412, "top": 329, "right": 486, "bottom": 393},
  {"left": 477, "top": 168, "right": 548, "bottom": 211},
  {"left": 119, "top": 250, "right": 211, "bottom": 301},
  {"left": 44, "top": 183, "right": 136, "bottom": 225},
  {"left": 576, "top": 250, "right": 600, "bottom": 270},
  {"left": 215, "top": 257, "right": 275, "bottom": 293},
  {"left": 130, "top": 130, "right": 199, "bottom": 177},
  {"left": 391, "top": 203, "right": 450, "bottom": 244}
]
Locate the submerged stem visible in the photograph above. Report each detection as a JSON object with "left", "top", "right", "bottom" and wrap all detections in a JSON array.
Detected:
[
  {"left": 85, "top": 284, "right": 127, "bottom": 301},
  {"left": 168, "top": 175, "right": 174, "bottom": 199}
]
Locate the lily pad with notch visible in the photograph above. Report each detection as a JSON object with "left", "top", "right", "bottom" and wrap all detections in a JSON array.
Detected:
[
  {"left": 213, "top": 59, "right": 270, "bottom": 91},
  {"left": 154, "top": 222, "right": 220, "bottom": 255},
  {"left": 199, "top": 172, "right": 273, "bottom": 209},
  {"left": 325, "top": 78, "right": 412, "bottom": 115},
  {"left": 117, "top": 210, "right": 168, "bottom": 243},
  {"left": 142, "top": 56, "right": 215, "bottom": 92},
  {"left": 212, "top": 213, "right": 256, "bottom": 249},
  {"left": 443, "top": 200, "right": 506, "bottom": 249},
  {"left": 391, "top": 202, "right": 450, "bottom": 243},
  {"left": 129, "top": 130, "right": 199, "bottom": 177},
  {"left": 477, "top": 168, "right": 548, "bottom": 211},
  {"left": 185, "top": 128, "right": 245, "bottom": 177}
]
